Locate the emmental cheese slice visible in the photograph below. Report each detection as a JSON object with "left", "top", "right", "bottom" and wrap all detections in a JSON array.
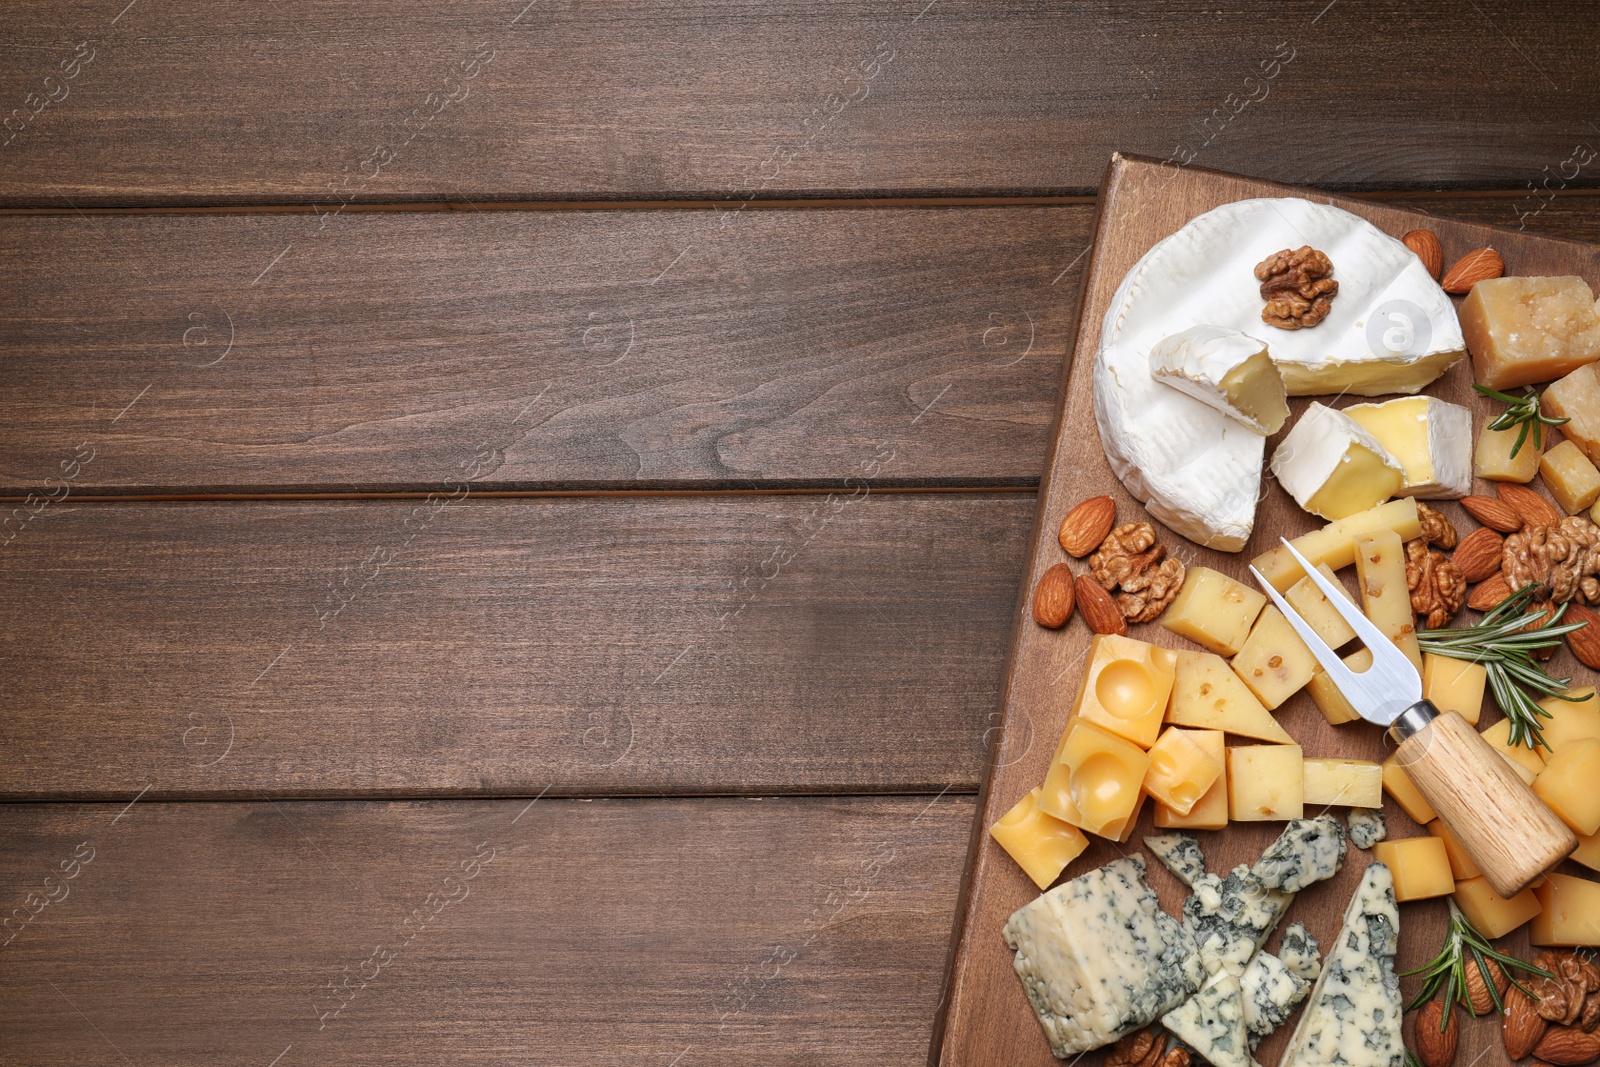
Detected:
[
  {"left": 1271, "top": 403, "right": 1404, "bottom": 521},
  {"left": 1149, "top": 325, "right": 1289, "bottom": 435},
  {"left": 1344, "top": 396, "right": 1472, "bottom": 499},
  {"left": 989, "top": 788, "right": 1090, "bottom": 891}
]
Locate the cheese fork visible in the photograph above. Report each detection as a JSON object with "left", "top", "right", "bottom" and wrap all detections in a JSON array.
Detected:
[{"left": 1250, "top": 538, "right": 1576, "bottom": 897}]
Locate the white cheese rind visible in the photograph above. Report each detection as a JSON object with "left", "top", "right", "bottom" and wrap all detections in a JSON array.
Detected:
[
  {"left": 1144, "top": 832, "right": 1208, "bottom": 888},
  {"left": 1279, "top": 863, "right": 1405, "bottom": 1067},
  {"left": 1251, "top": 816, "right": 1347, "bottom": 894},
  {"left": 1149, "top": 325, "right": 1287, "bottom": 434},
  {"left": 1269, "top": 402, "right": 1402, "bottom": 519},
  {"left": 1344, "top": 396, "right": 1473, "bottom": 499},
  {"left": 1004, "top": 855, "right": 1203, "bottom": 1057},
  {"left": 1242, "top": 951, "right": 1311, "bottom": 1046},
  {"left": 1162, "top": 972, "right": 1253, "bottom": 1067}
]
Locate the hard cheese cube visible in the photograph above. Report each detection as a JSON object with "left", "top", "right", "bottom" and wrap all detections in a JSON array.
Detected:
[
  {"left": 1158, "top": 566, "right": 1266, "bottom": 656},
  {"left": 1571, "top": 830, "right": 1600, "bottom": 874},
  {"left": 1533, "top": 736, "right": 1600, "bottom": 835},
  {"left": 1154, "top": 729, "right": 1228, "bottom": 831},
  {"left": 1142, "top": 726, "right": 1222, "bottom": 817},
  {"left": 1285, "top": 563, "right": 1358, "bottom": 650},
  {"left": 1537, "top": 687, "right": 1600, "bottom": 754},
  {"left": 1308, "top": 648, "right": 1373, "bottom": 726},
  {"left": 1227, "top": 744, "right": 1304, "bottom": 821},
  {"left": 1427, "top": 819, "right": 1482, "bottom": 880},
  {"left": 1051, "top": 719, "right": 1151, "bottom": 838},
  {"left": 1532, "top": 873, "right": 1600, "bottom": 947},
  {"left": 1423, "top": 654, "right": 1486, "bottom": 726},
  {"left": 991, "top": 787, "right": 1091, "bottom": 891},
  {"left": 1541, "top": 440, "right": 1600, "bottom": 514},
  {"left": 1544, "top": 363, "right": 1600, "bottom": 468},
  {"left": 1383, "top": 756, "right": 1438, "bottom": 824},
  {"left": 1372, "top": 837, "right": 1454, "bottom": 901},
  {"left": 1475, "top": 421, "right": 1543, "bottom": 483},
  {"left": 1344, "top": 396, "right": 1473, "bottom": 499},
  {"left": 1069, "top": 634, "right": 1177, "bottom": 749},
  {"left": 1480, "top": 718, "right": 1546, "bottom": 784},
  {"left": 1461, "top": 276, "right": 1600, "bottom": 390},
  {"left": 1355, "top": 528, "right": 1423, "bottom": 675},
  {"left": 1166, "top": 650, "right": 1294, "bottom": 743},
  {"left": 1303, "top": 758, "right": 1382, "bottom": 807},
  {"left": 1252, "top": 498, "right": 1421, "bottom": 592},
  {"left": 1232, "top": 607, "right": 1319, "bottom": 710},
  {"left": 1454, "top": 876, "right": 1542, "bottom": 938}
]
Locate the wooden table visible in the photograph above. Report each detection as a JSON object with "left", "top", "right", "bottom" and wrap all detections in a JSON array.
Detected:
[{"left": 1, "top": 4, "right": 1596, "bottom": 1063}]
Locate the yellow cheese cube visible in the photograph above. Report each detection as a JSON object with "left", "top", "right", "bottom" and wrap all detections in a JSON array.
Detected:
[
  {"left": 1536, "top": 687, "right": 1600, "bottom": 754},
  {"left": 1251, "top": 498, "right": 1421, "bottom": 592},
  {"left": 1355, "top": 529, "right": 1423, "bottom": 675},
  {"left": 1423, "top": 654, "right": 1487, "bottom": 726},
  {"left": 989, "top": 787, "right": 1090, "bottom": 890},
  {"left": 1454, "top": 875, "right": 1543, "bottom": 939},
  {"left": 1475, "top": 422, "right": 1544, "bottom": 483},
  {"left": 1038, "top": 749, "right": 1081, "bottom": 826},
  {"left": 1481, "top": 717, "right": 1546, "bottom": 784},
  {"left": 1112, "top": 789, "right": 1150, "bottom": 843},
  {"left": 1383, "top": 756, "right": 1438, "bottom": 824},
  {"left": 1533, "top": 736, "right": 1600, "bottom": 836},
  {"left": 1571, "top": 830, "right": 1600, "bottom": 873},
  {"left": 1461, "top": 276, "right": 1600, "bottom": 390},
  {"left": 1372, "top": 837, "right": 1455, "bottom": 901},
  {"left": 1308, "top": 649, "right": 1373, "bottom": 726},
  {"left": 1050, "top": 719, "right": 1151, "bottom": 838},
  {"left": 1532, "top": 873, "right": 1600, "bottom": 946},
  {"left": 1068, "top": 634, "right": 1177, "bottom": 750},
  {"left": 1541, "top": 440, "right": 1600, "bottom": 514},
  {"left": 1142, "top": 726, "right": 1223, "bottom": 816},
  {"left": 1158, "top": 567, "right": 1267, "bottom": 657},
  {"left": 1227, "top": 744, "right": 1304, "bottom": 821},
  {"left": 1545, "top": 363, "right": 1600, "bottom": 468},
  {"left": 1166, "top": 650, "right": 1294, "bottom": 743},
  {"left": 1427, "top": 819, "right": 1483, "bottom": 880},
  {"left": 1231, "top": 607, "right": 1320, "bottom": 710},
  {"left": 1303, "top": 757, "right": 1383, "bottom": 807},
  {"left": 1154, "top": 729, "right": 1228, "bottom": 831},
  {"left": 1285, "top": 563, "right": 1358, "bottom": 650}
]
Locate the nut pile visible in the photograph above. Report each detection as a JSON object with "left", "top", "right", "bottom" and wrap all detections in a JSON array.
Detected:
[
  {"left": 1503, "top": 950, "right": 1600, "bottom": 1065},
  {"left": 1106, "top": 1029, "right": 1189, "bottom": 1067},
  {"left": 1031, "top": 497, "right": 1187, "bottom": 635}
]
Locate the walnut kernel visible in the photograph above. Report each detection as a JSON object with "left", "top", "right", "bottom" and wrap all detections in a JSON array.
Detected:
[
  {"left": 1256, "top": 245, "right": 1339, "bottom": 329},
  {"left": 1407, "top": 538, "right": 1467, "bottom": 629}
]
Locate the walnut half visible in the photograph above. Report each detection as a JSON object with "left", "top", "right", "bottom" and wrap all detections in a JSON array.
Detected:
[
  {"left": 1089, "top": 522, "right": 1187, "bottom": 623},
  {"left": 1504, "top": 516, "right": 1600, "bottom": 605},
  {"left": 1256, "top": 245, "right": 1338, "bottom": 329},
  {"left": 1407, "top": 538, "right": 1466, "bottom": 629}
]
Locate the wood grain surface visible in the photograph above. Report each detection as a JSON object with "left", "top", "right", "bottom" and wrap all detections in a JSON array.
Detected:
[
  {"left": 0, "top": 494, "right": 1026, "bottom": 799},
  {"left": 6, "top": 197, "right": 1600, "bottom": 498},
  {"left": 0, "top": 2, "right": 1598, "bottom": 206},
  {"left": 0, "top": 794, "right": 971, "bottom": 1066},
  {"left": 938, "top": 157, "right": 1600, "bottom": 1067}
]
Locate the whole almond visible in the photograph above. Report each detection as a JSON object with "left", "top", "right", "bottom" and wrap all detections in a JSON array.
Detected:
[
  {"left": 1534, "top": 1026, "right": 1600, "bottom": 1065},
  {"left": 1466, "top": 957, "right": 1511, "bottom": 1015},
  {"left": 1032, "top": 563, "right": 1076, "bottom": 629},
  {"left": 1442, "top": 247, "right": 1506, "bottom": 294},
  {"left": 1469, "top": 573, "right": 1514, "bottom": 612},
  {"left": 1499, "top": 482, "right": 1564, "bottom": 529},
  {"left": 1508, "top": 984, "right": 1551, "bottom": 1060},
  {"left": 1567, "top": 604, "right": 1600, "bottom": 670},
  {"left": 1416, "top": 1001, "right": 1459, "bottom": 1067},
  {"left": 1076, "top": 575, "right": 1127, "bottom": 636},
  {"left": 1059, "top": 497, "right": 1117, "bottom": 558},
  {"left": 1404, "top": 229, "right": 1445, "bottom": 280},
  {"left": 1454, "top": 527, "right": 1507, "bottom": 583},
  {"left": 1462, "top": 495, "right": 1525, "bottom": 533}
]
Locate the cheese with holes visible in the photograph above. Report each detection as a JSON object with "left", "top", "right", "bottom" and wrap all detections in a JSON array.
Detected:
[
  {"left": 1043, "top": 719, "right": 1151, "bottom": 838},
  {"left": 1162, "top": 972, "right": 1252, "bottom": 1067},
  {"left": 1344, "top": 396, "right": 1473, "bottom": 499},
  {"left": 1272, "top": 403, "right": 1405, "bottom": 521},
  {"left": 1004, "top": 855, "right": 1203, "bottom": 1057},
  {"left": 990, "top": 788, "right": 1090, "bottom": 891},
  {"left": 1093, "top": 198, "right": 1461, "bottom": 551},
  {"left": 1149, "top": 325, "right": 1289, "bottom": 434},
  {"left": 1167, "top": 651, "right": 1294, "bottom": 743},
  {"left": 1356, "top": 528, "right": 1422, "bottom": 674},
  {"left": 1285, "top": 563, "right": 1358, "bottom": 650},
  {"left": 1252, "top": 497, "right": 1421, "bottom": 592},
  {"left": 1159, "top": 567, "right": 1267, "bottom": 656},
  {"left": 1153, "top": 730, "right": 1230, "bottom": 832},
  {"left": 1143, "top": 727, "right": 1223, "bottom": 816},
  {"left": 1228, "top": 745, "right": 1305, "bottom": 822}
]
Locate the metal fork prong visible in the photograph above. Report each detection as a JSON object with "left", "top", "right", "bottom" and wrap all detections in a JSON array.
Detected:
[
  {"left": 1249, "top": 564, "right": 1354, "bottom": 683},
  {"left": 1277, "top": 539, "right": 1405, "bottom": 661}
]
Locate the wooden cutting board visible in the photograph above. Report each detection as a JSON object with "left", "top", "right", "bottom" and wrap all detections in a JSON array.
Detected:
[{"left": 936, "top": 154, "right": 1600, "bottom": 1067}]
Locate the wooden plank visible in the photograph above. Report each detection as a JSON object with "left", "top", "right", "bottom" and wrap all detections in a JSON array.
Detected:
[
  {"left": 0, "top": 794, "right": 970, "bottom": 1065},
  {"left": 938, "top": 158, "right": 1600, "bottom": 1067},
  {"left": 0, "top": 493, "right": 1027, "bottom": 799},
  {"left": 0, "top": 2, "right": 1597, "bottom": 205},
  {"left": 0, "top": 206, "right": 1072, "bottom": 496}
]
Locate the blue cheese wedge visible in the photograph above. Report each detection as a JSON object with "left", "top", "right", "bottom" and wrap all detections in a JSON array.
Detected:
[
  {"left": 1004, "top": 855, "right": 1203, "bottom": 1057},
  {"left": 1347, "top": 808, "right": 1387, "bottom": 850},
  {"left": 1278, "top": 921, "right": 1322, "bottom": 982},
  {"left": 1241, "top": 951, "right": 1311, "bottom": 1047},
  {"left": 1145, "top": 832, "right": 1208, "bottom": 888},
  {"left": 1162, "top": 972, "right": 1253, "bottom": 1067},
  {"left": 1251, "top": 815, "right": 1346, "bottom": 894},
  {"left": 1279, "top": 863, "right": 1405, "bottom": 1067},
  {"left": 1183, "top": 865, "right": 1295, "bottom": 979}
]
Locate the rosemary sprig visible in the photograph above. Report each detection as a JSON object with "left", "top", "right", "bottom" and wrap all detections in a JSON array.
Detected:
[
  {"left": 1473, "top": 383, "right": 1571, "bottom": 458},
  {"left": 1418, "top": 584, "right": 1589, "bottom": 751},
  {"left": 1401, "top": 899, "right": 1553, "bottom": 1020}
]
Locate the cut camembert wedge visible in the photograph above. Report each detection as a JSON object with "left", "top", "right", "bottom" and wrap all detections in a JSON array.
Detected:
[{"left": 1149, "top": 325, "right": 1289, "bottom": 435}]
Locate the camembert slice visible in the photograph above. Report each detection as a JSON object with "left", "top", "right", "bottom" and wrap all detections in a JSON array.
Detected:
[
  {"left": 1149, "top": 325, "right": 1289, "bottom": 435},
  {"left": 1271, "top": 403, "right": 1404, "bottom": 521},
  {"left": 1344, "top": 396, "right": 1472, "bottom": 499}
]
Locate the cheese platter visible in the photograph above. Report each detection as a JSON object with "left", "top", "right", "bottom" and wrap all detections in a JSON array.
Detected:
[{"left": 935, "top": 155, "right": 1600, "bottom": 1067}]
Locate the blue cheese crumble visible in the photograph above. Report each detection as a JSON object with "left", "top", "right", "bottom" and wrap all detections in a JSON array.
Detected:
[
  {"left": 1251, "top": 815, "right": 1346, "bottom": 893},
  {"left": 1347, "top": 808, "right": 1386, "bottom": 849},
  {"left": 1144, "top": 832, "right": 1208, "bottom": 888}
]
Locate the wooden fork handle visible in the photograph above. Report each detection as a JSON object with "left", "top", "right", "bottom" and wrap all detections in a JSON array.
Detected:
[{"left": 1395, "top": 704, "right": 1576, "bottom": 897}]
